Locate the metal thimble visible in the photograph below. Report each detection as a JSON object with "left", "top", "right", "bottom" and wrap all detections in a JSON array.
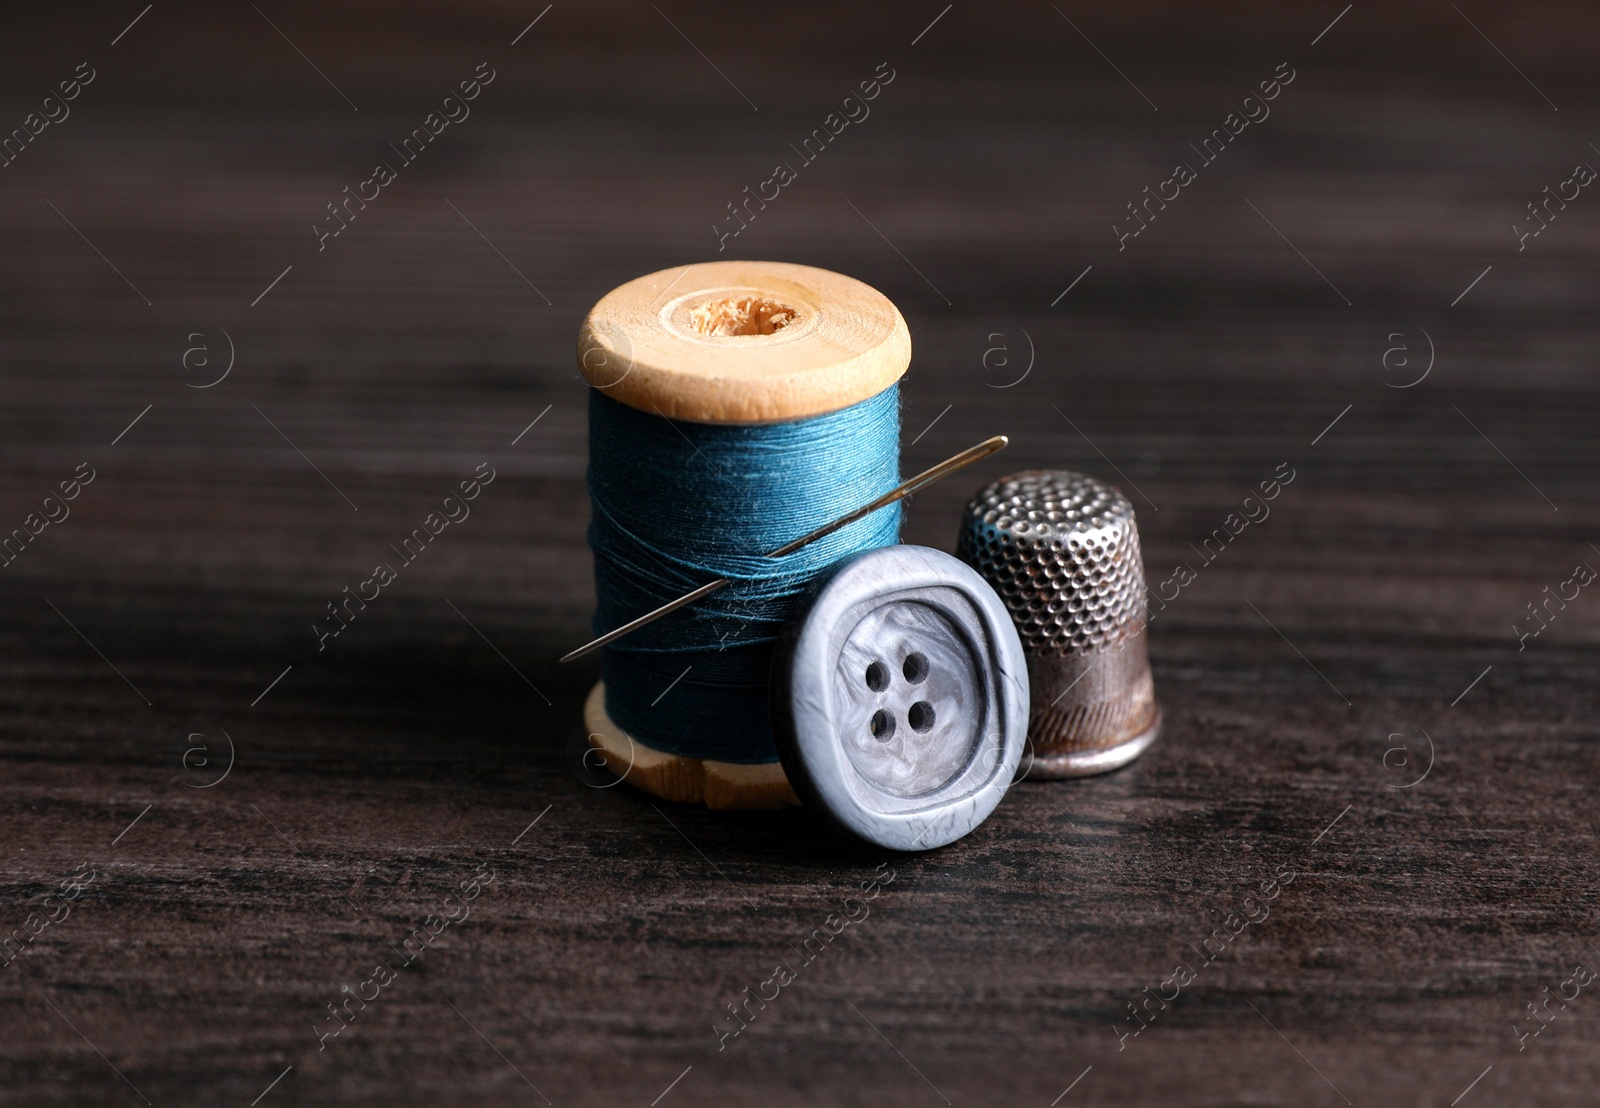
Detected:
[{"left": 956, "top": 470, "right": 1160, "bottom": 778}]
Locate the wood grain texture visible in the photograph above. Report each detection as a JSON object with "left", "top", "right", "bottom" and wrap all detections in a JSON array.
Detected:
[
  {"left": 584, "top": 682, "right": 800, "bottom": 810},
  {"left": 1, "top": 2, "right": 1598, "bottom": 1105},
  {"left": 577, "top": 260, "right": 911, "bottom": 421}
]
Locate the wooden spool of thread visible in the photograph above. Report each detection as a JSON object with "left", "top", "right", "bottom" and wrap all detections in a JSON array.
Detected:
[{"left": 577, "top": 261, "right": 911, "bottom": 809}]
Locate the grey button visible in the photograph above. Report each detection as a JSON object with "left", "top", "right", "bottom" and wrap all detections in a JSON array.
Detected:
[{"left": 771, "top": 545, "right": 1029, "bottom": 851}]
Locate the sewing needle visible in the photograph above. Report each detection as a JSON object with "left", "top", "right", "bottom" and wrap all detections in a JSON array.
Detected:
[{"left": 558, "top": 434, "right": 1008, "bottom": 662}]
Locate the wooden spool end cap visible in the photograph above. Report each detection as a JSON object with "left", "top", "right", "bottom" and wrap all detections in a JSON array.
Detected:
[
  {"left": 583, "top": 682, "right": 799, "bottom": 811},
  {"left": 577, "top": 260, "right": 911, "bottom": 424}
]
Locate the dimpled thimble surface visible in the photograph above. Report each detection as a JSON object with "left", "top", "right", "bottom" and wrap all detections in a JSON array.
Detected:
[{"left": 956, "top": 470, "right": 1160, "bottom": 778}]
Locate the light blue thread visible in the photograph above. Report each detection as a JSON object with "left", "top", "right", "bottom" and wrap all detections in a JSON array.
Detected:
[{"left": 588, "top": 385, "right": 901, "bottom": 763}]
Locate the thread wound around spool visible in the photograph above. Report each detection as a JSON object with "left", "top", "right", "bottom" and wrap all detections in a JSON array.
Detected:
[
  {"left": 588, "top": 385, "right": 902, "bottom": 765},
  {"left": 578, "top": 260, "right": 911, "bottom": 423},
  {"left": 579, "top": 261, "right": 910, "bottom": 810}
]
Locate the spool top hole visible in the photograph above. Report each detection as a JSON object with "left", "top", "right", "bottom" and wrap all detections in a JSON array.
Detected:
[{"left": 688, "top": 295, "right": 798, "bottom": 337}]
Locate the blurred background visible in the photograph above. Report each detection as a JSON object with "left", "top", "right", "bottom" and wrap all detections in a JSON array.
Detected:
[
  {"left": 2, "top": 2, "right": 1598, "bottom": 1104},
  {"left": 3, "top": 0, "right": 1595, "bottom": 685}
]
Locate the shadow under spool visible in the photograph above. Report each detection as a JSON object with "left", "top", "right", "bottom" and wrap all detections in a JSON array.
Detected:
[{"left": 577, "top": 261, "right": 912, "bottom": 810}]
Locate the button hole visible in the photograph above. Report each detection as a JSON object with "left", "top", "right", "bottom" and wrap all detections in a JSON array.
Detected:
[
  {"left": 865, "top": 661, "right": 888, "bottom": 692},
  {"left": 902, "top": 652, "right": 929, "bottom": 684}
]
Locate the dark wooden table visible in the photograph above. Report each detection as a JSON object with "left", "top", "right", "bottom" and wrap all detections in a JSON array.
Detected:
[{"left": 2, "top": 2, "right": 1598, "bottom": 1103}]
